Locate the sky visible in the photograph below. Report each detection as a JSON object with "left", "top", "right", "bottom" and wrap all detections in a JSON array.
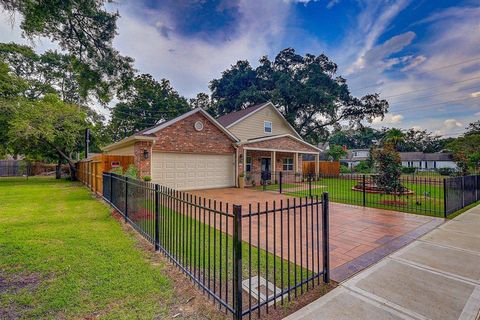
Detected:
[{"left": 1, "top": 0, "right": 480, "bottom": 137}]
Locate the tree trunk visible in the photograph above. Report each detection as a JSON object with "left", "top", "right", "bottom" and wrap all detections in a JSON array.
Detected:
[
  {"left": 55, "top": 158, "right": 62, "bottom": 179},
  {"left": 69, "top": 162, "right": 77, "bottom": 181}
]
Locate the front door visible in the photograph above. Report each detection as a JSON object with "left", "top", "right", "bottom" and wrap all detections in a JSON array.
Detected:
[{"left": 261, "top": 158, "right": 271, "bottom": 173}]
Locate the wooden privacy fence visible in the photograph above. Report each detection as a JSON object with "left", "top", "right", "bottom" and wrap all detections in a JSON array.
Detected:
[
  {"left": 77, "top": 154, "right": 134, "bottom": 195},
  {"left": 303, "top": 161, "right": 340, "bottom": 176}
]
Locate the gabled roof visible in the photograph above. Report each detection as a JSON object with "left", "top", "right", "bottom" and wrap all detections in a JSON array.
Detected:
[
  {"left": 216, "top": 101, "right": 302, "bottom": 139},
  {"left": 141, "top": 107, "right": 239, "bottom": 142},
  {"left": 400, "top": 152, "right": 454, "bottom": 161},
  {"left": 217, "top": 102, "right": 269, "bottom": 127},
  {"left": 240, "top": 133, "right": 321, "bottom": 152}
]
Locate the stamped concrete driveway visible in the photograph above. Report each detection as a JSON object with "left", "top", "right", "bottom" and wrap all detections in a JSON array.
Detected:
[
  {"left": 189, "top": 188, "right": 443, "bottom": 282},
  {"left": 285, "top": 204, "right": 480, "bottom": 320}
]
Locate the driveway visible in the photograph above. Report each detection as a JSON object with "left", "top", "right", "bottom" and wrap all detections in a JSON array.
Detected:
[
  {"left": 189, "top": 188, "right": 443, "bottom": 282},
  {"left": 285, "top": 204, "right": 480, "bottom": 320}
]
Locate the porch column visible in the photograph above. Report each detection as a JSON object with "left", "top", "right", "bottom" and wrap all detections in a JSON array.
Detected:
[
  {"left": 294, "top": 152, "right": 298, "bottom": 174},
  {"left": 243, "top": 148, "right": 247, "bottom": 175},
  {"left": 271, "top": 150, "right": 276, "bottom": 183},
  {"left": 315, "top": 153, "right": 319, "bottom": 176}
]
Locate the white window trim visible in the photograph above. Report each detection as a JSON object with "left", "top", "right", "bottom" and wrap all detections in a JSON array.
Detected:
[
  {"left": 246, "top": 156, "right": 252, "bottom": 172},
  {"left": 264, "top": 120, "right": 272, "bottom": 134},
  {"left": 283, "top": 158, "right": 293, "bottom": 171}
]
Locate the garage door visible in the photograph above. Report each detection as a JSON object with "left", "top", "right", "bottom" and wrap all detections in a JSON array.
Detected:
[{"left": 151, "top": 152, "right": 235, "bottom": 190}]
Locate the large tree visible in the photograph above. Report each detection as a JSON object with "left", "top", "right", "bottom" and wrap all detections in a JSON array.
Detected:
[
  {"left": 329, "top": 126, "right": 383, "bottom": 149},
  {"left": 0, "top": 0, "right": 134, "bottom": 103},
  {"left": 447, "top": 134, "right": 480, "bottom": 175},
  {"left": 208, "top": 48, "right": 389, "bottom": 143},
  {"left": 465, "top": 120, "right": 480, "bottom": 136},
  {"left": 109, "top": 74, "right": 191, "bottom": 140},
  {"left": 5, "top": 94, "right": 91, "bottom": 178}
]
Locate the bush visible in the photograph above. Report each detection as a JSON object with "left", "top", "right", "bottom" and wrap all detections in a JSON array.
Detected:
[
  {"left": 110, "top": 166, "right": 123, "bottom": 175},
  {"left": 124, "top": 165, "right": 138, "bottom": 179},
  {"left": 340, "top": 165, "right": 351, "bottom": 173},
  {"left": 437, "top": 167, "right": 456, "bottom": 176},
  {"left": 355, "top": 160, "right": 372, "bottom": 173},
  {"left": 401, "top": 166, "right": 416, "bottom": 174},
  {"left": 372, "top": 143, "right": 405, "bottom": 194},
  {"left": 143, "top": 175, "right": 152, "bottom": 182}
]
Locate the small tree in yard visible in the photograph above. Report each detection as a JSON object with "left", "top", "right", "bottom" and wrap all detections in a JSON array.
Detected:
[
  {"left": 326, "top": 145, "right": 347, "bottom": 161},
  {"left": 372, "top": 143, "right": 405, "bottom": 194}
]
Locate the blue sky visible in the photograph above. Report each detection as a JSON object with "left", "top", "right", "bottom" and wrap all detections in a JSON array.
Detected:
[{"left": 1, "top": 0, "right": 479, "bottom": 137}]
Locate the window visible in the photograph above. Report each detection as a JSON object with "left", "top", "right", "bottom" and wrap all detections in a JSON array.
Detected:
[
  {"left": 264, "top": 121, "right": 272, "bottom": 133},
  {"left": 246, "top": 156, "right": 252, "bottom": 172},
  {"left": 283, "top": 158, "right": 293, "bottom": 171}
]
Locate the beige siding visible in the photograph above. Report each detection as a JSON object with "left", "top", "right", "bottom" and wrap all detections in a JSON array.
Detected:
[
  {"left": 227, "top": 105, "right": 298, "bottom": 141},
  {"left": 105, "top": 144, "right": 134, "bottom": 156}
]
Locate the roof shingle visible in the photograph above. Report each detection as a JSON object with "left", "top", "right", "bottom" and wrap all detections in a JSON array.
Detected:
[{"left": 216, "top": 102, "right": 269, "bottom": 127}]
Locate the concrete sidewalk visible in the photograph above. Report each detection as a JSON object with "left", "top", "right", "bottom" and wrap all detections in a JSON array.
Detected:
[{"left": 285, "top": 205, "right": 480, "bottom": 320}]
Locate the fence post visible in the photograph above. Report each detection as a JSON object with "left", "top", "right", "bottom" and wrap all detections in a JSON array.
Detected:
[
  {"left": 233, "top": 204, "right": 243, "bottom": 320},
  {"left": 362, "top": 175, "right": 366, "bottom": 207},
  {"left": 309, "top": 173, "right": 312, "bottom": 197},
  {"left": 322, "top": 192, "right": 330, "bottom": 283},
  {"left": 462, "top": 176, "right": 465, "bottom": 208},
  {"left": 109, "top": 172, "right": 113, "bottom": 204},
  {"left": 124, "top": 176, "right": 128, "bottom": 223},
  {"left": 154, "top": 184, "right": 160, "bottom": 251},
  {"left": 443, "top": 178, "right": 447, "bottom": 218},
  {"left": 279, "top": 171, "right": 283, "bottom": 194}
]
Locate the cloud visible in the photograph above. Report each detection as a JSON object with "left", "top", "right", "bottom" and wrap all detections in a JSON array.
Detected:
[
  {"left": 372, "top": 113, "right": 404, "bottom": 124},
  {"left": 327, "top": 0, "right": 340, "bottom": 9},
  {"left": 443, "top": 119, "right": 463, "bottom": 129},
  {"left": 471, "top": 91, "right": 480, "bottom": 98}
]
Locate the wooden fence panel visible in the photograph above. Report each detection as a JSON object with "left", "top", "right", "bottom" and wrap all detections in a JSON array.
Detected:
[{"left": 303, "top": 161, "right": 340, "bottom": 176}]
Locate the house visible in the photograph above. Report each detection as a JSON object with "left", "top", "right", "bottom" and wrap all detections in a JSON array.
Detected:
[
  {"left": 102, "top": 102, "right": 320, "bottom": 190},
  {"left": 339, "top": 148, "right": 457, "bottom": 171},
  {"left": 340, "top": 148, "right": 370, "bottom": 169},
  {"left": 400, "top": 152, "right": 457, "bottom": 170}
]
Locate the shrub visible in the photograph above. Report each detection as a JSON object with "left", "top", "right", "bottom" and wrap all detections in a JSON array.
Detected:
[
  {"left": 401, "top": 166, "right": 416, "bottom": 174},
  {"left": 110, "top": 166, "right": 123, "bottom": 175},
  {"left": 143, "top": 175, "right": 152, "bottom": 182},
  {"left": 372, "top": 143, "right": 405, "bottom": 194},
  {"left": 354, "top": 160, "right": 372, "bottom": 173},
  {"left": 437, "top": 167, "right": 456, "bottom": 176},
  {"left": 340, "top": 165, "right": 351, "bottom": 173},
  {"left": 124, "top": 165, "right": 138, "bottom": 179}
]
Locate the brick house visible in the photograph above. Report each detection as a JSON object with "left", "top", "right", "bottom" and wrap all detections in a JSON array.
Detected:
[{"left": 102, "top": 102, "right": 321, "bottom": 190}]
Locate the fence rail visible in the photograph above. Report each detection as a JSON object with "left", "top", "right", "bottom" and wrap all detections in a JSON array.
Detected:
[
  {"left": 102, "top": 172, "right": 330, "bottom": 319},
  {"left": 247, "top": 171, "right": 479, "bottom": 217}
]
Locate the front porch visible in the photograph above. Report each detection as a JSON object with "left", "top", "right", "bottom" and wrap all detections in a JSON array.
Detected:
[{"left": 236, "top": 135, "right": 321, "bottom": 188}]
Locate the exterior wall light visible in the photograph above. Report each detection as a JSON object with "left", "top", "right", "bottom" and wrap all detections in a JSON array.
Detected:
[{"left": 143, "top": 149, "right": 149, "bottom": 160}]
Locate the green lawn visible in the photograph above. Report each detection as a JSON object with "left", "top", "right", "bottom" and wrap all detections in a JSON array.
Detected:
[
  {"left": 0, "top": 177, "right": 175, "bottom": 319},
  {"left": 255, "top": 177, "right": 445, "bottom": 216}
]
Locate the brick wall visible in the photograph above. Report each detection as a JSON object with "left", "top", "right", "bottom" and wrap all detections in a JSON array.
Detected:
[
  {"left": 134, "top": 141, "right": 153, "bottom": 178},
  {"left": 152, "top": 112, "right": 235, "bottom": 154}
]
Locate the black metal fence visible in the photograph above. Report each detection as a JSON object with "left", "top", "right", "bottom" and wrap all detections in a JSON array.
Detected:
[
  {"left": 444, "top": 175, "right": 480, "bottom": 216},
  {"left": 248, "top": 171, "right": 479, "bottom": 218},
  {"left": 0, "top": 160, "right": 31, "bottom": 177},
  {"left": 102, "top": 172, "right": 330, "bottom": 319}
]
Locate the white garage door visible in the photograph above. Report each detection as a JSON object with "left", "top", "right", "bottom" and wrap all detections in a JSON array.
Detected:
[{"left": 151, "top": 152, "right": 235, "bottom": 190}]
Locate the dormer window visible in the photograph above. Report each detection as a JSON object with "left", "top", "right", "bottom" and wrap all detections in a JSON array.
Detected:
[{"left": 264, "top": 121, "right": 272, "bottom": 133}]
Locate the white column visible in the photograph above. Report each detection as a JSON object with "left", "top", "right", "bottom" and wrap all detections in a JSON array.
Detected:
[
  {"left": 315, "top": 153, "right": 319, "bottom": 176},
  {"left": 294, "top": 152, "right": 298, "bottom": 174},
  {"left": 272, "top": 150, "right": 276, "bottom": 183}
]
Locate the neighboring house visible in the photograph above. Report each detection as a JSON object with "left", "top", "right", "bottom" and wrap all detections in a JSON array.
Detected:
[
  {"left": 400, "top": 152, "right": 457, "bottom": 170},
  {"left": 340, "top": 148, "right": 370, "bottom": 169},
  {"left": 102, "top": 102, "right": 320, "bottom": 190},
  {"left": 340, "top": 148, "right": 457, "bottom": 171}
]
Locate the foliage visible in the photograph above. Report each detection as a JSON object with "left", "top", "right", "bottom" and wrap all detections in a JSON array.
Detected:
[
  {"left": 0, "top": 0, "right": 134, "bottom": 103},
  {"left": 401, "top": 166, "right": 416, "bottom": 174},
  {"left": 0, "top": 61, "right": 28, "bottom": 98},
  {"left": 329, "top": 126, "right": 383, "bottom": 149},
  {"left": 355, "top": 160, "right": 373, "bottom": 173},
  {"left": 372, "top": 143, "right": 405, "bottom": 194},
  {"left": 397, "top": 128, "right": 442, "bottom": 153},
  {"left": 5, "top": 94, "right": 88, "bottom": 175},
  {"left": 143, "top": 175, "right": 152, "bottom": 182},
  {"left": 465, "top": 120, "right": 480, "bottom": 136},
  {"left": 326, "top": 145, "right": 347, "bottom": 161},
  {"left": 340, "top": 165, "right": 351, "bottom": 174},
  {"left": 109, "top": 74, "right": 190, "bottom": 140},
  {"left": 446, "top": 134, "right": 480, "bottom": 175},
  {"left": 383, "top": 128, "right": 405, "bottom": 150},
  {"left": 207, "top": 48, "right": 388, "bottom": 143},
  {"left": 437, "top": 167, "right": 456, "bottom": 176},
  {"left": 124, "top": 164, "right": 138, "bottom": 179},
  {"left": 110, "top": 166, "right": 123, "bottom": 175}
]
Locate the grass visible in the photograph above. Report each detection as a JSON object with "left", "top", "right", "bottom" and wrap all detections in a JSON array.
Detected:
[
  {"left": 0, "top": 177, "right": 175, "bottom": 319},
  {"left": 256, "top": 177, "right": 446, "bottom": 216}
]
